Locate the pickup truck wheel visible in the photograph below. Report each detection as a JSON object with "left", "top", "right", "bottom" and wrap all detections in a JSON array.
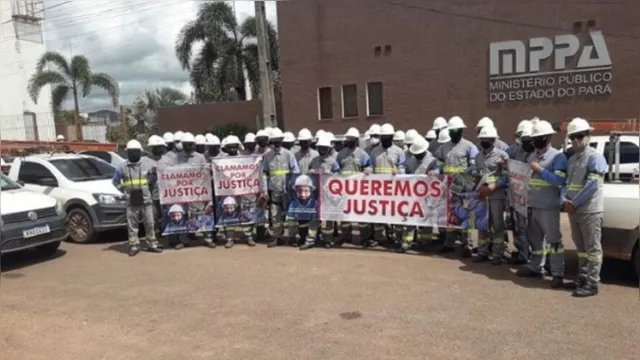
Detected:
[
  {"left": 67, "top": 208, "right": 96, "bottom": 243},
  {"left": 36, "top": 241, "right": 61, "bottom": 255}
]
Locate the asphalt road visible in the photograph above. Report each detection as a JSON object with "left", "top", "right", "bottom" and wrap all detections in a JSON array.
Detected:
[{"left": 1, "top": 222, "right": 639, "bottom": 360}]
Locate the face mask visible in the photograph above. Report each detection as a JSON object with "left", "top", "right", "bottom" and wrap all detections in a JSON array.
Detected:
[
  {"left": 434, "top": 129, "right": 441, "bottom": 139},
  {"left": 175, "top": 142, "right": 183, "bottom": 151},
  {"left": 522, "top": 140, "right": 534, "bottom": 153},
  {"left": 209, "top": 145, "right": 220, "bottom": 157},
  {"left": 166, "top": 142, "right": 175, "bottom": 151},
  {"left": 414, "top": 152, "right": 426, "bottom": 161},
  {"left": 345, "top": 139, "right": 357, "bottom": 149},
  {"left": 183, "top": 143, "right": 195, "bottom": 153},
  {"left": 282, "top": 142, "right": 293, "bottom": 150},
  {"left": 480, "top": 140, "right": 494, "bottom": 150},
  {"left": 272, "top": 140, "right": 282, "bottom": 149},
  {"left": 379, "top": 136, "right": 392, "bottom": 148},
  {"left": 449, "top": 130, "right": 463, "bottom": 143},
  {"left": 533, "top": 136, "right": 548, "bottom": 150},
  {"left": 195, "top": 145, "right": 206, "bottom": 154},
  {"left": 226, "top": 146, "right": 239, "bottom": 156},
  {"left": 127, "top": 150, "right": 141, "bottom": 163},
  {"left": 299, "top": 140, "right": 310, "bottom": 150},
  {"left": 569, "top": 133, "right": 589, "bottom": 151},
  {"left": 151, "top": 146, "right": 164, "bottom": 156},
  {"left": 515, "top": 138, "right": 522, "bottom": 144},
  {"left": 333, "top": 142, "right": 344, "bottom": 152},
  {"left": 257, "top": 138, "right": 268, "bottom": 147},
  {"left": 318, "top": 146, "right": 330, "bottom": 156},
  {"left": 369, "top": 136, "right": 380, "bottom": 145},
  {"left": 245, "top": 143, "right": 255, "bottom": 152}
]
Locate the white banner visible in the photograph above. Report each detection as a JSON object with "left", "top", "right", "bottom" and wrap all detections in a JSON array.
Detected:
[
  {"left": 211, "top": 155, "right": 263, "bottom": 196},
  {"left": 507, "top": 160, "right": 531, "bottom": 216},
  {"left": 158, "top": 164, "right": 213, "bottom": 205},
  {"left": 319, "top": 174, "right": 449, "bottom": 227}
]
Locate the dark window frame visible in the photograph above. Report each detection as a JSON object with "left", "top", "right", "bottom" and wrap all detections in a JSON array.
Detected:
[
  {"left": 341, "top": 84, "right": 358, "bottom": 118},
  {"left": 366, "top": 81, "right": 384, "bottom": 116},
  {"left": 317, "top": 87, "right": 333, "bottom": 120},
  {"left": 18, "top": 161, "right": 58, "bottom": 186}
]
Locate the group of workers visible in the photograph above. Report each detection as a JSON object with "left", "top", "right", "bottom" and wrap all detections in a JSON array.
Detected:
[{"left": 109, "top": 115, "right": 606, "bottom": 298}]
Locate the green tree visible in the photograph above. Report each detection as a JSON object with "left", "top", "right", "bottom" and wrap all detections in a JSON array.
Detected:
[
  {"left": 207, "top": 123, "right": 250, "bottom": 141},
  {"left": 175, "top": 1, "right": 279, "bottom": 103},
  {"left": 27, "top": 51, "right": 119, "bottom": 140},
  {"left": 130, "top": 87, "right": 189, "bottom": 140}
]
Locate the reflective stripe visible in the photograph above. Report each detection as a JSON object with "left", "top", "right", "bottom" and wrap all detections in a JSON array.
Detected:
[
  {"left": 532, "top": 250, "right": 544, "bottom": 255},
  {"left": 554, "top": 170, "right": 567, "bottom": 178},
  {"left": 548, "top": 247, "right": 564, "bottom": 254},
  {"left": 567, "top": 184, "right": 584, "bottom": 191},
  {"left": 402, "top": 234, "right": 414, "bottom": 241},
  {"left": 340, "top": 170, "right": 359, "bottom": 175},
  {"left": 121, "top": 178, "right": 149, "bottom": 187},
  {"left": 577, "top": 252, "right": 588, "bottom": 259},
  {"left": 271, "top": 169, "right": 290, "bottom": 176},
  {"left": 487, "top": 176, "right": 498, "bottom": 183},
  {"left": 588, "top": 253, "right": 602, "bottom": 262},
  {"left": 587, "top": 173, "right": 603, "bottom": 180},
  {"left": 298, "top": 223, "right": 308, "bottom": 228},
  {"left": 478, "top": 238, "right": 489, "bottom": 245},
  {"left": 529, "top": 179, "right": 558, "bottom": 188},
  {"left": 375, "top": 167, "right": 393, "bottom": 174},
  {"left": 443, "top": 165, "right": 465, "bottom": 174}
]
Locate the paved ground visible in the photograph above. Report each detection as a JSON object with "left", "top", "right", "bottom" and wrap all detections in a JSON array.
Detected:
[{"left": 1, "top": 219, "right": 639, "bottom": 360}]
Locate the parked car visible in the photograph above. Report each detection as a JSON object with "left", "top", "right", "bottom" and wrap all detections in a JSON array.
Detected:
[
  {"left": 77, "top": 150, "right": 126, "bottom": 168},
  {"left": 602, "top": 182, "right": 640, "bottom": 278},
  {"left": 7, "top": 154, "right": 127, "bottom": 243},
  {"left": 1, "top": 173, "right": 68, "bottom": 255}
]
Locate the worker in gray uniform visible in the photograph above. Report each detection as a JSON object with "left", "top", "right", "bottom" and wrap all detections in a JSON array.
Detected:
[
  {"left": 146, "top": 135, "right": 167, "bottom": 244},
  {"left": 263, "top": 128, "right": 300, "bottom": 247},
  {"left": 253, "top": 129, "right": 271, "bottom": 242},
  {"left": 399, "top": 136, "right": 439, "bottom": 252},
  {"left": 289, "top": 128, "right": 319, "bottom": 243},
  {"left": 364, "top": 124, "right": 381, "bottom": 156},
  {"left": 112, "top": 139, "right": 162, "bottom": 256},
  {"left": 475, "top": 117, "right": 509, "bottom": 151},
  {"left": 562, "top": 117, "right": 607, "bottom": 297},
  {"left": 473, "top": 125, "right": 510, "bottom": 265},
  {"left": 507, "top": 120, "right": 534, "bottom": 264},
  {"left": 437, "top": 116, "right": 479, "bottom": 257},
  {"left": 516, "top": 120, "right": 568, "bottom": 289},
  {"left": 369, "top": 123, "right": 406, "bottom": 247},
  {"left": 335, "top": 127, "right": 372, "bottom": 246},
  {"left": 428, "top": 117, "right": 448, "bottom": 158},
  {"left": 243, "top": 132, "right": 257, "bottom": 155}
]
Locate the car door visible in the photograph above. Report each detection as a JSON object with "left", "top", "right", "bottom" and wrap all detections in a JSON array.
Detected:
[
  {"left": 603, "top": 140, "right": 639, "bottom": 182},
  {"left": 17, "top": 161, "right": 59, "bottom": 195}
]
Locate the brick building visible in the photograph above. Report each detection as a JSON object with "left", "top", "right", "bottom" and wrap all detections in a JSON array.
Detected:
[{"left": 277, "top": 0, "right": 640, "bottom": 140}]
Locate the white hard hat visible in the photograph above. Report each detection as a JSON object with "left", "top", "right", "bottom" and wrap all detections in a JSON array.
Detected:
[
  {"left": 345, "top": 127, "right": 360, "bottom": 138},
  {"left": 531, "top": 120, "right": 555, "bottom": 137},
  {"left": 244, "top": 132, "right": 256, "bottom": 143},
  {"left": 174, "top": 131, "right": 184, "bottom": 141},
  {"left": 325, "top": 132, "right": 335, "bottom": 142},
  {"left": 205, "top": 133, "right": 214, "bottom": 139},
  {"left": 207, "top": 135, "right": 220, "bottom": 146},
  {"left": 476, "top": 117, "right": 494, "bottom": 129},
  {"left": 405, "top": 129, "right": 419, "bottom": 144},
  {"left": 369, "top": 124, "right": 381, "bottom": 136},
  {"left": 126, "top": 139, "right": 142, "bottom": 150},
  {"left": 409, "top": 137, "right": 429, "bottom": 155},
  {"left": 393, "top": 130, "right": 406, "bottom": 141},
  {"left": 437, "top": 128, "right": 451, "bottom": 143},
  {"left": 225, "top": 135, "right": 243, "bottom": 148},
  {"left": 56, "top": 134, "right": 65, "bottom": 141},
  {"left": 269, "top": 127, "right": 284, "bottom": 139},
  {"left": 294, "top": 174, "right": 315, "bottom": 189},
  {"left": 314, "top": 129, "right": 326, "bottom": 140},
  {"left": 363, "top": 130, "right": 371, "bottom": 140},
  {"left": 181, "top": 132, "right": 195, "bottom": 143},
  {"left": 425, "top": 130, "right": 437, "bottom": 140},
  {"left": 283, "top": 131, "right": 296, "bottom": 143},
  {"left": 255, "top": 129, "right": 269, "bottom": 139},
  {"left": 221, "top": 136, "right": 228, "bottom": 148},
  {"left": 380, "top": 123, "right": 395, "bottom": 136},
  {"left": 148, "top": 135, "right": 166, "bottom": 147},
  {"left": 223, "top": 196, "right": 237, "bottom": 206},
  {"left": 169, "top": 204, "right": 184, "bottom": 213},
  {"left": 297, "top": 128, "right": 313, "bottom": 141},
  {"left": 566, "top": 117, "right": 593, "bottom": 136},
  {"left": 316, "top": 133, "right": 333, "bottom": 147},
  {"left": 433, "top": 117, "right": 448, "bottom": 130},
  {"left": 163, "top": 132, "right": 174, "bottom": 143},
  {"left": 447, "top": 116, "right": 466, "bottom": 130},
  {"left": 195, "top": 134, "right": 206, "bottom": 145},
  {"left": 477, "top": 125, "right": 499, "bottom": 139},
  {"left": 530, "top": 117, "right": 540, "bottom": 125},
  {"left": 516, "top": 120, "right": 532, "bottom": 134},
  {"left": 264, "top": 127, "right": 274, "bottom": 137}
]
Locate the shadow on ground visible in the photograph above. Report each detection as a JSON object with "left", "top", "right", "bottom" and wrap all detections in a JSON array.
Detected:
[{"left": 1, "top": 249, "right": 67, "bottom": 275}]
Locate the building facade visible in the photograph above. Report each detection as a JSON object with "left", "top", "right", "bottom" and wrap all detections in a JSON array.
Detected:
[
  {"left": 0, "top": 0, "right": 55, "bottom": 141},
  {"left": 277, "top": 0, "right": 640, "bottom": 140}
]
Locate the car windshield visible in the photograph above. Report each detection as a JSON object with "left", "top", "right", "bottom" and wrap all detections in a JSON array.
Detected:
[
  {"left": 0, "top": 173, "right": 21, "bottom": 191},
  {"left": 50, "top": 157, "right": 116, "bottom": 181}
]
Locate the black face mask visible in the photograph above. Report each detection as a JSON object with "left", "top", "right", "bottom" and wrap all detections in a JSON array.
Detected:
[
  {"left": 195, "top": 145, "right": 206, "bottom": 154},
  {"left": 151, "top": 146, "right": 164, "bottom": 156},
  {"left": 245, "top": 143, "right": 255, "bottom": 152},
  {"left": 522, "top": 140, "right": 534, "bottom": 153},
  {"left": 127, "top": 149, "right": 141, "bottom": 163},
  {"left": 345, "top": 139, "right": 357, "bottom": 149},
  {"left": 449, "top": 130, "right": 463, "bottom": 144},
  {"left": 480, "top": 140, "right": 494, "bottom": 150},
  {"left": 434, "top": 129, "right": 441, "bottom": 139},
  {"left": 226, "top": 146, "right": 239, "bottom": 156},
  {"left": 183, "top": 143, "right": 195, "bottom": 153},
  {"left": 533, "top": 136, "right": 549, "bottom": 150},
  {"left": 310, "top": 143, "right": 317, "bottom": 150},
  {"left": 380, "top": 136, "right": 393, "bottom": 148},
  {"left": 299, "top": 140, "right": 310, "bottom": 150},
  {"left": 318, "top": 146, "right": 330, "bottom": 156},
  {"left": 333, "top": 142, "right": 344, "bottom": 152},
  {"left": 166, "top": 142, "right": 175, "bottom": 151},
  {"left": 414, "top": 152, "right": 426, "bottom": 161},
  {"left": 271, "top": 140, "right": 283, "bottom": 149},
  {"left": 282, "top": 142, "right": 293, "bottom": 150},
  {"left": 209, "top": 145, "right": 220, "bottom": 157},
  {"left": 257, "top": 138, "right": 268, "bottom": 147}
]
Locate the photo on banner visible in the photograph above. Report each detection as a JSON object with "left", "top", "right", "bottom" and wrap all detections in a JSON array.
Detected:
[
  {"left": 319, "top": 174, "right": 449, "bottom": 227},
  {"left": 285, "top": 173, "right": 320, "bottom": 221},
  {"left": 507, "top": 159, "right": 531, "bottom": 217},
  {"left": 158, "top": 164, "right": 214, "bottom": 236},
  {"left": 211, "top": 155, "right": 266, "bottom": 227},
  {"left": 447, "top": 172, "right": 489, "bottom": 231}
]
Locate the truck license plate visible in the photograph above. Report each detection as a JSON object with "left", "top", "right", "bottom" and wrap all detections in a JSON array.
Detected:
[{"left": 23, "top": 225, "right": 51, "bottom": 238}]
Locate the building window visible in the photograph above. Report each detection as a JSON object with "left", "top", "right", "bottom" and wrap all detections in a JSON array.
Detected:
[
  {"left": 366, "top": 82, "right": 384, "bottom": 116},
  {"left": 341, "top": 84, "right": 358, "bottom": 118},
  {"left": 317, "top": 87, "right": 333, "bottom": 120}
]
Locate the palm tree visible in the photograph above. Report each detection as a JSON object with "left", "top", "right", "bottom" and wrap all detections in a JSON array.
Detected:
[
  {"left": 130, "top": 87, "right": 189, "bottom": 138},
  {"left": 175, "top": 1, "right": 279, "bottom": 103},
  {"left": 27, "top": 51, "right": 119, "bottom": 140}
]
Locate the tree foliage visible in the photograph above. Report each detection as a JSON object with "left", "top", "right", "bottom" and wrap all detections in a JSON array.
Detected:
[{"left": 206, "top": 123, "right": 250, "bottom": 140}]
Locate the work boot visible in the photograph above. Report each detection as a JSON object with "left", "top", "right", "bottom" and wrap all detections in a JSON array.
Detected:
[
  {"left": 205, "top": 240, "right": 217, "bottom": 249},
  {"left": 515, "top": 267, "right": 543, "bottom": 278},
  {"left": 396, "top": 242, "right": 411, "bottom": 253},
  {"left": 573, "top": 284, "right": 598, "bottom": 297},
  {"left": 550, "top": 276, "right": 565, "bottom": 289},
  {"left": 564, "top": 277, "right": 587, "bottom": 290},
  {"left": 461, "top": 247, "right": 472, "bottom": 258},
  {"left": 267, "top": 239, "right": 279, "bottom": 248},
  {"left": 299, "top": 243, "right": 314, "bottom": 250},
  {"left": 128, "top": 246, "right": 140, "bottom": 257},
  {"left": 473, "top": 255, "right": 490, "bottom": 263},
  {"left": 471, "top": 247, "right": 479, "bottom": 254},
  {"left": 246, "top": 238, "right": 257, "bottom": 247},
  {"left": 323, "top": 241, "right": 333, "bottom": 249},
  {"left": 438, "top": 245, "right": 455, "bottom": 253},
  {"left": 507, "top": 256, "right": 528, "bottom": 265},
  {"left": 333, "top": 240, "right": 344, "bottom": 248},
  {"left": 174, "top": 243, "right": 184, "bottom": 250},
  {"left": 224, "top": 240, "right": 234, "bottom": 249},
  {"left": 366, "top": 240, "right": 379, "bottom": 248},
  {"left": 491, "top": 257, "right": 503, "bottom": 266},
  {"left": 147, "top": 245, "right": 162, "bottom": 253},
  {"left": 289, "top": 239, "right": 299, "bottom": 247}
]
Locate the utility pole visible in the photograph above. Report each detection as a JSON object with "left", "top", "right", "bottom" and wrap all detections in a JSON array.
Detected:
[{"left": 254, "top": 0, "right": 277, "bottom": 128}]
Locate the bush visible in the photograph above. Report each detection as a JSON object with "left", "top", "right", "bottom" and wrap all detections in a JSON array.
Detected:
[{"left": 207, "top": 123, "right": 250, "bottom": 140}]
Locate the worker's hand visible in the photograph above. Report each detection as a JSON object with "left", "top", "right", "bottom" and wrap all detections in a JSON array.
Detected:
[
  {"left": 391, "top": 168, "right": 399, "bottom": 175},
  {"left": 477, "top": 184, "right": 490, "bottom": 198},
  {"left": 563, "top": 200, "right": 576, "bottom": 214},
  {"left": 529, "top": 161, "right": 542, "bottom": 173},
  {"left": 363, "top": 168, "right": 372, "bottom": 175},
  {"left": 260, "top": 191, "right": 269, "bottom": 202},
  {"left": 308, "top": 169, "right": 318, "bottom": 174},
  {"left": 322, "top": 168, "right": 332, "bottom": 175}
]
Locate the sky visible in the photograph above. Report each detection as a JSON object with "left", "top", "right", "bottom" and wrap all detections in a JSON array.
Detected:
[{"left": 40, "top": 0, "right": 278, "bottom": 111}]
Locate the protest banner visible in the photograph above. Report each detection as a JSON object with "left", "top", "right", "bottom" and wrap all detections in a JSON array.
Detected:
[
  {"left": 319, "top": 174, "right": 449, "bottom": 227},
  {"left": 211, "top": 155, "right": 266, "bottom": 227},
  {"left": 158, "top": 164, "right": 214, "bottom": 235},
  {"left": 285, "top": 173, "right": 320, "bottom": 221},
  {"left": 507, "top": 160, "right": 531, "bottom": 216},
  {"left": 447, "top": 172, "right": 489, "bottom": 231}
]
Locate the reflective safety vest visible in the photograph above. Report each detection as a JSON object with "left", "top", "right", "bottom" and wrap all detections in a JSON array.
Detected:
[
  {"left": 566, "top": 146, "right": 604, "bottom": 214},
  {"left": 439, "top": 138, "right": 476, "bottom": 174},
  {"left": 337, "top": 147, "right": 369, "bottom": 175},
  {"left": 475, "top": 147, "right": 509, "bottom": 200},
  {"left": 263, "top": 148, "right": 296, "bottom": 194},
  {"left": 527, "top": 147, "right": 566, "bottom": 209},
  {"left": 370, "top": 144, "right": 404, "bottom": 174},
  {"left": 115, "top": 159, "right": 153, "bottom": 205}
]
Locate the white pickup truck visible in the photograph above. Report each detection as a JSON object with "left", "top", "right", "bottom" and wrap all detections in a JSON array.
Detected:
[{"left": 602, "top": 183, "right": 639, "bottom": 277}]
